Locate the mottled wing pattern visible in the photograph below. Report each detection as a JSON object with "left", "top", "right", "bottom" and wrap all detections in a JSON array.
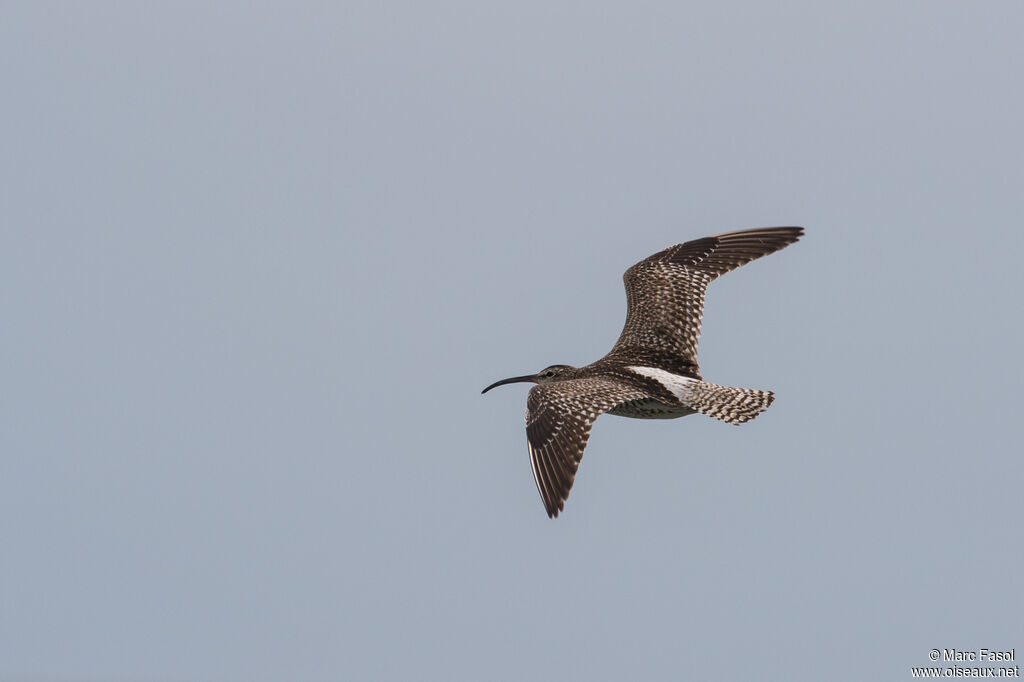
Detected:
[
  {"left": 605, "top": 227, "right": 803, "bottom": 377},
  {"left": 525, "top": 378, "right": 653, "bottom": 518}
]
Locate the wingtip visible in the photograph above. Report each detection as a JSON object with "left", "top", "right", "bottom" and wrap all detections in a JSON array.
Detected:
[
  {"left": 751, "top": 225, "right": 804, "bottom": 239},
  {"left": 725, "top": 225, "right": 805, "bottom": 250},
  {"left": 782, "top": 226, "right": 804, "bottom": 244}
]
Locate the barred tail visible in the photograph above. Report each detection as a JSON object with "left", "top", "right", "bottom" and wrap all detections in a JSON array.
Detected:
[{"left": 688, "top": 381, "right": 774, "bottom": 424}]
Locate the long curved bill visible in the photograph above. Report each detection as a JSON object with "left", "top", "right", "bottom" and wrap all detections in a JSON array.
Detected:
[{"left": 481, "top": 375, "right": 536, "bottom": 394}]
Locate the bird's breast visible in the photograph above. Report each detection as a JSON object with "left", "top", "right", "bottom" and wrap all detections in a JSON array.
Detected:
[{"left": 608, "top": 398, "right": 696, "bottom": 420}]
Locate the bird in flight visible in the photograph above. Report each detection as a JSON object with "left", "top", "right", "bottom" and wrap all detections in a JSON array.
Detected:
[{"left": 482, "top": 226, "right": 803, "bottom": 518}]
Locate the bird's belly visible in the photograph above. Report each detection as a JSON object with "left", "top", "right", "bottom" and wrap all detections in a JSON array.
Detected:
[{"left": 609, "top": 399, "right": 696, "bottom": 420}]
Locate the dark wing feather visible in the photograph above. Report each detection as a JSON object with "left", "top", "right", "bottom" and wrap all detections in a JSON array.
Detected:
[
  {"left": 604, "top": 227, "right": 803, "bottom": 377},
  {"left": 525, "top": 378, "right": 652, "bottom": 518}
]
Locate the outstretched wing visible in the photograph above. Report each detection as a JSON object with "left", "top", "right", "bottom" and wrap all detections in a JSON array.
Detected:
[
  {"left": 604, "top": 227, "right": 803, "bottom": 377},
  {"left": 525, "top": 378, "right": 652, "bottom": 518}
]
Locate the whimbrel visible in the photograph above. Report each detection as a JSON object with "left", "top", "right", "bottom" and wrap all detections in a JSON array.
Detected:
[{"left": 482, "top": 226, "right": 803, "bottom": 518}]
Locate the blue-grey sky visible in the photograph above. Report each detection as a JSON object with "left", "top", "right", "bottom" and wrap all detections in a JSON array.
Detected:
[{"left": 3, "top": 2, "right": 1022, "bottom": 681}]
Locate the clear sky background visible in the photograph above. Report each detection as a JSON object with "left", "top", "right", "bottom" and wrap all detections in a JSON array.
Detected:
[{"left": 3, "top": 2, "right": 1022, "bottom": 681}]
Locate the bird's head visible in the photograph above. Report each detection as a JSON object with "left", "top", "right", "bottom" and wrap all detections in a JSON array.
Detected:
[{"left": 481, "top": 364, "right": 578, "bottom": 394}]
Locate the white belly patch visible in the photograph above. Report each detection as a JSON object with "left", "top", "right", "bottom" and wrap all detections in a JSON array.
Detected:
[{"left": 628, "top": 366, "right": 697, "bottom": 401}]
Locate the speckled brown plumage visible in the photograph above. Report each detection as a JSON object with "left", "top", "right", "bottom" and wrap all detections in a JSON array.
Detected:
[
  {"left": 483, "top": 227, "right": 803, "bottom": 518},
  {"left": 525, "top": 378, "right": 654, "bottom": 518},
  {"left": 603, "top": 227, "right": 804, "bottom": 378}
]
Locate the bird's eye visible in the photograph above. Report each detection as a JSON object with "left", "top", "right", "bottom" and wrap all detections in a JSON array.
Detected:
[{"left": 545, "top": 371, "right": 554, "bottom": 377}]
